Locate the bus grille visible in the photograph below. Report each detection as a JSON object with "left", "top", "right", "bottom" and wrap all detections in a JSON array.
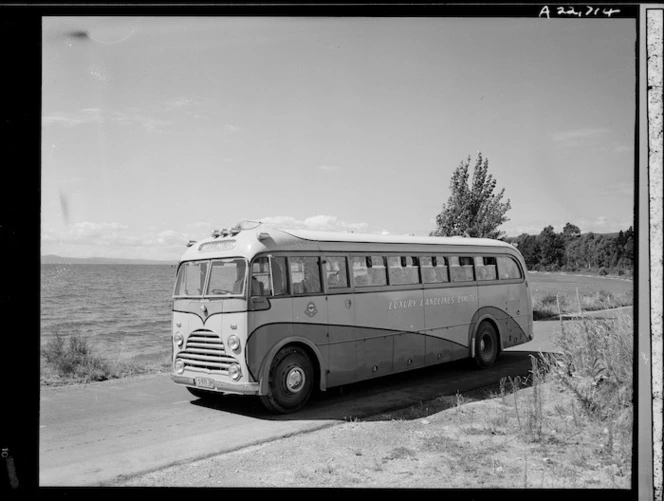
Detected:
[{"left": 179, "top": 329, "right": 236, "bottom": 374}]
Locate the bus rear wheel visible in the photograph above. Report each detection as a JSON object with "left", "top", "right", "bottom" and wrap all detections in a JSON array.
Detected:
[
  {"left": 260, "top": 346, "right": 314, "bottom": 414},
  {"left": 474, "top": 321, "right": 499, "bottom": 368}
]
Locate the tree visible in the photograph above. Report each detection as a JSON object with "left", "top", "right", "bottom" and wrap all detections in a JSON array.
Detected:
[
  {"left": 537, "top": 225, "right": 565, "bottom": 268},
  {"left": 431, "top": 152, "right": 511, "bottom": 239},
  {"left": 562, "top": 222, "right": 581, "bottom": 242},
  {"left": 513, "top": 233, "right": 540, "bottom": 269}
]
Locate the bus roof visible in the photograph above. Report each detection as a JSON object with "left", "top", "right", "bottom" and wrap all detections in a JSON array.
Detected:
[
  {"left": 279, "top": 228, "right": 512, "bottom": 248},
  {"left": 178, "top": 222, "right": 517, "bottom": 263},
  {"left": 281, "top": 229, "right": 512, "bottom": 247}
]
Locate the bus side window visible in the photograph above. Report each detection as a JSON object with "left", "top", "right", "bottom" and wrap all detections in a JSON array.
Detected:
[
  {"left": 388, "top": 256, "right": 419, "bottom": 285},
  {"left": 325, "top": 256, "right": 349, "bottom": 289},
  {"left": 290, "top": 256, "right": 322, "bottom": 294},
  {"left": 497, "top": 256, "right": 522, "bottom": 280},
  {"left": 251, "top": 257, "right": 271, "bottom": 296},
  {"left": 475, "top": 256, "right": 497, "bottom": 281},
  {"left": 450, "top": 256, "right": 475, "bottom": 282},
  {"left": 367, "top": 255, "right": 387, "bottom": 286},
  {"left": 271, "top": 256, "right": 288, "bottom": 295},
  {"left": 421, "top": 256, "right": 448, "bottom": 283},
  {"left": 351, "top": 256, "right": 369, "bottom": 286}
]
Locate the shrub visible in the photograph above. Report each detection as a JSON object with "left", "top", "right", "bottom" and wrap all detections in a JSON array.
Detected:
[
  {"left": 598, "top": 267, "right": 608, "bottom": 276},
  {"left": 42, "top": 333, "right": 115, "bottom": 382},
  {"left": 544, "top": 310, "right": 632, "bottom": 426}
]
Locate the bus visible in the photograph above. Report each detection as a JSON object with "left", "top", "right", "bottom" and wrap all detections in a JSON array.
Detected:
[{"left": 171, "top": 220, "right": 533, "bottom": 413}]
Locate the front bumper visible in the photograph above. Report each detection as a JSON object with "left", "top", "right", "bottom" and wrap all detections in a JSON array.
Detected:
[{"left": 172, "top": 374, "right": 260, "bottom": 395}]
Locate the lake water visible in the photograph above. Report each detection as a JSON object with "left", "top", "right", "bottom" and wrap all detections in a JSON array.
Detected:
[{"left": 40, "top": 264, "right": 176, "bottom": 363}]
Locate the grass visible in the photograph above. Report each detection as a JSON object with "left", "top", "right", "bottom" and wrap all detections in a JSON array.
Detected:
[
  {"left": 528, "top": 271, "right": 633, "bottom": 320},
  {"left": 531, "top": 288, "right": 633, "bottom": 320},
  {"left": 41, "top": 329, "right": 171, "bottom": 386},
  {"left": 544, "top": 312, "right": 633, "bottom": 455}
]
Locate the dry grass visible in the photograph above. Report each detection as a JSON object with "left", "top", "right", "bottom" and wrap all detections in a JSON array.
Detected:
[{"left": 41, "top": 329, "right": 171, "bottom": 386}]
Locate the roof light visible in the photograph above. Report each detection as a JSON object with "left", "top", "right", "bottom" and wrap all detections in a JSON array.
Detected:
[
  {"left": 211, "top": 229, "right": 221, "bottom": 238},
  {"left": 229, "top": 225, "right": 241, "bottom": 236},
  {"left": 186, "top": 240, "right": 197, "bottom": 247},
  {"left": 257, "top": 232, "right": 270, "bottom": 241}
]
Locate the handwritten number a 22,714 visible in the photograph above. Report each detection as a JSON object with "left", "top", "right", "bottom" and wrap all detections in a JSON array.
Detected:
[{"left": 538, "top": 6, "right": 621, "bottom": 18}]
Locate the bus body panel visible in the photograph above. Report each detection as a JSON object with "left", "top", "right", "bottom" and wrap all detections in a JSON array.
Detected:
[
  {"left": 423, "top": 283, "right": 478, "bottom": 351},
  {"left": 476, "top": 282, "right": 531, "bottom": 350},
  {"left": 326, "top": 293, "right": 358, "bottom": 387},
  {"left": 246, "top": 297, "right": 294, "bottom": 381}
]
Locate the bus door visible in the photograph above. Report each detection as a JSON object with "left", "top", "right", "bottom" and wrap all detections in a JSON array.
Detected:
[
  {"left": 323, "top": 255, "right": 357, "bottom": 387},
  {"left": 287, "top": 256, "right": 329, "bottom": 353}
]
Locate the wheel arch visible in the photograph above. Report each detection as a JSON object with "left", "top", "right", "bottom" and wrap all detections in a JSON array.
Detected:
[
  {"left": 469, "top": 312, "right": 503, "bottom": 359},
  {"left": 257, "top": 337, "right": 326, "bottom": 395}
]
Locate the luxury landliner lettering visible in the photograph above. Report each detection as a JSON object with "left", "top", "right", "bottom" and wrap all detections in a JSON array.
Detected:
[{"left": 388, "top": 295, "right": 478, "bottom": 310}]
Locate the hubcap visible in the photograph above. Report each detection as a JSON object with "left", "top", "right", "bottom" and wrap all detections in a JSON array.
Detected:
[{"left": 286, "top": 367, "right": 305, "bottom": 393}]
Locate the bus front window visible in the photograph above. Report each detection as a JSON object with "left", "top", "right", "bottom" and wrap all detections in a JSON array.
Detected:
[
  {"left": 174, "top": 261, "right": 209, "bottom": 297},
  {"left": 207, "top": 259, "right": 248, "bottom": 296}
]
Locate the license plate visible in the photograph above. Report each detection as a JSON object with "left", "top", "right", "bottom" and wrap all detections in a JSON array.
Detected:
[{"left": 195, "top": 377, "right": 215, "bottom": 389}]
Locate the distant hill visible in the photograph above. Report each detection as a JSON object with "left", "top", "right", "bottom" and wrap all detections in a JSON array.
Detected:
[{"left": 41, "top": 255, "right": 176, "bottom": 266}]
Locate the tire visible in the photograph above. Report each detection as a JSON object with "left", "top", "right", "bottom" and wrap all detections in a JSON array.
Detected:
[
  {"left": 260, "top": 346, "right": 314, "bottom": 414},
  {"left": 186, "top": 386, "right": 219, "bottom": 400},
  {"left": 474, "top": 321, "right": 499, "bottom": 368}
]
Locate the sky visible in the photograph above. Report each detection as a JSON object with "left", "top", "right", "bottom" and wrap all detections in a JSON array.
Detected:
[{"left": 41, "top": 15, "right": 637, "bottom": 262}]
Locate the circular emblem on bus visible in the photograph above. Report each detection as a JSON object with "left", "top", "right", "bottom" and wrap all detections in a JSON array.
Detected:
[{"left": 304, "top": 302, "right": 318, "bottom": 317}]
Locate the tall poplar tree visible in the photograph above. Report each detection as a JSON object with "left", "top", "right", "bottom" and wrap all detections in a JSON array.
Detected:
[{"left": 431, "top": 152, "right": 511, "bottom": 239}]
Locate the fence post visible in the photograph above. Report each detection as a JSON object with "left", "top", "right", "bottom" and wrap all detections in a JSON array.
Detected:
[{"left": 556, "top": 294, "right": 564, "bottom": 335}]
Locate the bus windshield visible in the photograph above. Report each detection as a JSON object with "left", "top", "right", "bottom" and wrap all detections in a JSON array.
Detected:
[{"left": 173, "top": 258, "right": 248, "bottom": 297}]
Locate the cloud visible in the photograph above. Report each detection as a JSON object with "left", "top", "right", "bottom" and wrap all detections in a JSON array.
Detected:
[
  {"left": 42, "top": 222, "right": 195, "bottom": 249},
  {"left": 42, "top": 112, "right": 94, "bottom": 128},
  {"left": 169, "top": 97, "right": 192, "bottom": 108},
  {"left": 43, "top": 107, "right": 172, "bottom": 132},
  {"left": 317, "top": 165, "right": 342, "bottom": 172},
  {"left": 145, "top": 230, "right": 187, "bottom": 246},
  {"left": 551, "top": 127, "right": 611, "bottom": 145},
  {"left": 260, "top": 215, "right": 370, "bottom": 233},
  {"left": 40, "top": 221, "right": 205, "bottom": 261}
]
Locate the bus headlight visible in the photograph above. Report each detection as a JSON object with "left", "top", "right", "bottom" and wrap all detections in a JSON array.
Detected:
[
  {"left": 228, "top": 334, "right": 241, "bottom": 353},
  {"left": 174, "top": 332, "right": 184, "bottom": 347},
  {"left": 174, "top": 359, "right": 185, "bottom": 374},
  {"left": 229, "top": 363, "right": 242, "bottom": 381}
]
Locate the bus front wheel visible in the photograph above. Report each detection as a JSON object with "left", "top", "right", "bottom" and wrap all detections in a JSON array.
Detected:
[
  {"left": 474, "top": 321, "right": 499, "bottom": 368},
  {"left": 260, "top": 346, "right": 314, "bottom": 414}
]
